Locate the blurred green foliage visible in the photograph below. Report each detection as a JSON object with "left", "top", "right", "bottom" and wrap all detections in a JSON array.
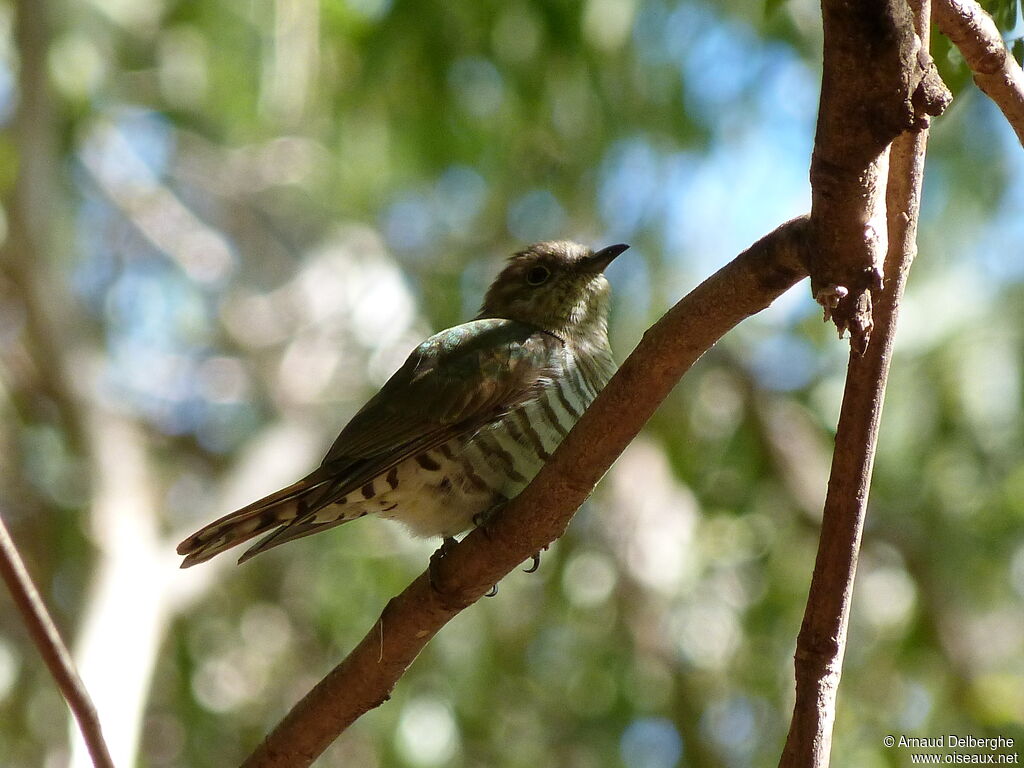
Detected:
[{"left": 0, "top": 0, "right": 1022, "bottom": 766}]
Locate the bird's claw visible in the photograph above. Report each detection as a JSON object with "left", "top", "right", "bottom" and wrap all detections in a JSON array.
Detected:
[
  {"left": 432, "top": 536, "right": 498, "bottom": 597},
  {"left": 523, "top": 545, "right": 548, "bottom": 574}
]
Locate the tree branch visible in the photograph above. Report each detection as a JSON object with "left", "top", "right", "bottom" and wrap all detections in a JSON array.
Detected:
[
  {"left": 934, "top": 0, "right": 1024, "bottom": 146},
  {"left": 240, "top": 215, "right": 811, "bottom": 768},
  {"left": 807, "top": 0, "right": 948, "bottom": 349},
  {"left": 0, "top": 513, "right": 115, "bottom": 768},
  {"left": 779, "top": 3, "right": 935, "bottom": 765}
]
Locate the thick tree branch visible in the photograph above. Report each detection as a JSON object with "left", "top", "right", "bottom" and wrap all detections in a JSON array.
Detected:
[
  {"left": 240, "top": 216, "right": 811, "bottom": 768},
  {"left": 808, "top": 0, "right": 948, "bottom": 349},
  {"left": 780, "top": 4, "right": 934, "bottom": 766},
  {"left": 934, "top": 0, "right": 1024, "bottom": 146},
  {"left": 0, "top": 514, "right": 115, "bottom": 768}
]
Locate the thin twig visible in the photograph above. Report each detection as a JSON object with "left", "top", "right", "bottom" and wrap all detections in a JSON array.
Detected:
[
  {"left": 935, "top": 0, "right": 1024, "bottom": 146},
  {"left": 240, "top": 216, "right": 811, "bottom": 768},
  {"left": 778, "top": 3, "right": 935, "bottom": 765},
  {"left": 0, "top": 513, "right": 115, "bottom": 768}
]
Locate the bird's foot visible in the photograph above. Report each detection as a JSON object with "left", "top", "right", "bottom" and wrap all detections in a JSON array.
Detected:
[
  {"left": 429, "top": 537, "right": 498, "bottom": 597},
  {"left": 428, "top": 537, "right": 458, "bottom": 593}
]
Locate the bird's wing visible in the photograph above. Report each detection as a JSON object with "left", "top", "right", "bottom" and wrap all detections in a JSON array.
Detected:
[
  {"left": 179, "top": 319, "right": 561, "bottom": 567},
  {"left": 311, "top": 317, "right": 561, "bottom": 504}
]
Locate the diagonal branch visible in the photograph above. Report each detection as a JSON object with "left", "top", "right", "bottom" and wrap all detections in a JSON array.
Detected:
[
  {"left": 240, "top": 215, "right": 811, "bottom": 768},
  {"left": 934, "top": 0, "right": 1024, "bottom": 146},
  {"left": 0, "top": 513, "right": 115, "bottom": 768},
  {"left": 779, "top": 3, "right": 935, "bottom": 765}
]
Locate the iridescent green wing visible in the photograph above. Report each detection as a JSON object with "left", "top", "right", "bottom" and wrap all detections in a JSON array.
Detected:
[{"left": 314, "top": 317, "right": 560, "bottom": 501}]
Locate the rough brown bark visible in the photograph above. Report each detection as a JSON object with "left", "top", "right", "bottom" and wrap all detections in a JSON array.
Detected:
[
  {"left": 934, "top": 0, "right": 1024, "bottom": 146},
  {"left": 240, "top": 216, "right": 811, "bottom": 768},
  {"left": 807, "top": 0, "right": 947, "bottom": 350},
  {"left": 779, "top": 2, "right": 935, "bottom": 765}
]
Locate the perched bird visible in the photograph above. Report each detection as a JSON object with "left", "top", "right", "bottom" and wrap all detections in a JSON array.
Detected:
[{"left": 177, "top": 240, "right": 627, "bottom": 568}]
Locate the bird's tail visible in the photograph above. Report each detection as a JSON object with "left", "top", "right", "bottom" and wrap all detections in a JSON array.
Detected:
[{"left": 177, "top": 471, "right": 331, "bottom": 568}]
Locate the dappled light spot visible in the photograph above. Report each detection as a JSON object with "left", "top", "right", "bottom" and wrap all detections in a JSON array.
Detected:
[
  {"left": 690, "top": 368, "right": 743, "bottom": 440},
  {"left": 492, "top": 5, "right": 541, "bottom": 63},
  {"left": 969, "top": 673, "right": 1024, "bottom": 724},
  {"left": 346, "top": 0, "right": 392, "bottom": 22},
  {"left": 897, "top": 681, "right": 934, "bottom": 732},
  {"left": 220, "top": 291, "right": 293, "bottom": 348},
  {"left": 669, "top": 600, "right": 740, "bottom": 671},
  {"left": 598, "top": 138, "right": 662, "bottom": 238},
  {"left": 620, "top": 717, "right": 683, "bottom": 768},
  {"left": 507, "top": 190, "right": 567, "bottom": 244},
  {"left": 748, "top": 333, "right": 820, "bottom": 391},
  {"left": 395, "top": 696, "right": 459, "bottom": 767},
  {"left": 239, "top": 603, "right": 294, "bottom": 657},
  {"left": 448, "top": 57, "right": 505, "bottom": 118},
  {"left": 562, "top": 550, "right": 618, "bottom": 607},
  {"left": 196, "top": 356, "right": 250, "bottom": 404},
  {"left": 608, "top": 439, "right": 698, "bottom": 594},
  {"left": 157, "top": 27, "right": 208, "bottom": 108},
  {"left": 857, "top": 565, "right": 917, "bottom": 630},
  {"left": 192, "top": 655, "right": 255, "bottom": 714},
  {"left": 700, "top": 695, "right": 762, "bottom": 762},
  {"left": 139, "top": 713, "right": 186, "bottom": 766},
  {"left": 49, "top": 33, "right": 107, "bottom": 99},
  {"left": 80, "top": 116, "right": 236, "bottom": 285},
  {"left": 277, "top": 333, "right": 342, "bottom": 404},
  {"left": 434, "top": 166, "right": 488, "bottom": 238},
  {"left": 583, "top": 0, "right": 637, "bottom": 52},
  {"left": 384, "top": 193, "right": 435, "bottom": 251}
]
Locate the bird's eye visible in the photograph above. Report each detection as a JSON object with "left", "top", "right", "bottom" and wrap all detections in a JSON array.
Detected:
[{"left": 526, "top": 266, "right": 551, "bottom": 285}]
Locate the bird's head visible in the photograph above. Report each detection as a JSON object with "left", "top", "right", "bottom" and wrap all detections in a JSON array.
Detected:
[{"left": 478, "top": 241, "right": 628, "bottom": 341}]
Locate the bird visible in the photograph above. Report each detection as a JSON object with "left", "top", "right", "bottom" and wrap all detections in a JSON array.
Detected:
[{"left": 177, "top": 240, "right": 627, "bottom": 569}]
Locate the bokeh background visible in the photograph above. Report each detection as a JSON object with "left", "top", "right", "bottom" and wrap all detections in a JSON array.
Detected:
[{"left": 1, "top": 0, "right": 1023, "bottom": 766}]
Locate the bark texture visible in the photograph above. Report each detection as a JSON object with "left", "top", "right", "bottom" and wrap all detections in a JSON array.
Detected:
[
  {"left": 780, "top": 2, "right": 935, "bottom": 765},
  {"left": 808, "top": 0, "right": 948, "bottom": 350},
  {"left": 935, "top": 0, "right": 1024, "bottom": 146}
]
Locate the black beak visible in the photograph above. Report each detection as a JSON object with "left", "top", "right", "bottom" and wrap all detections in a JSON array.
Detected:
[{"left": 584, "top": 243, "right": 630, "bottom": 273}]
